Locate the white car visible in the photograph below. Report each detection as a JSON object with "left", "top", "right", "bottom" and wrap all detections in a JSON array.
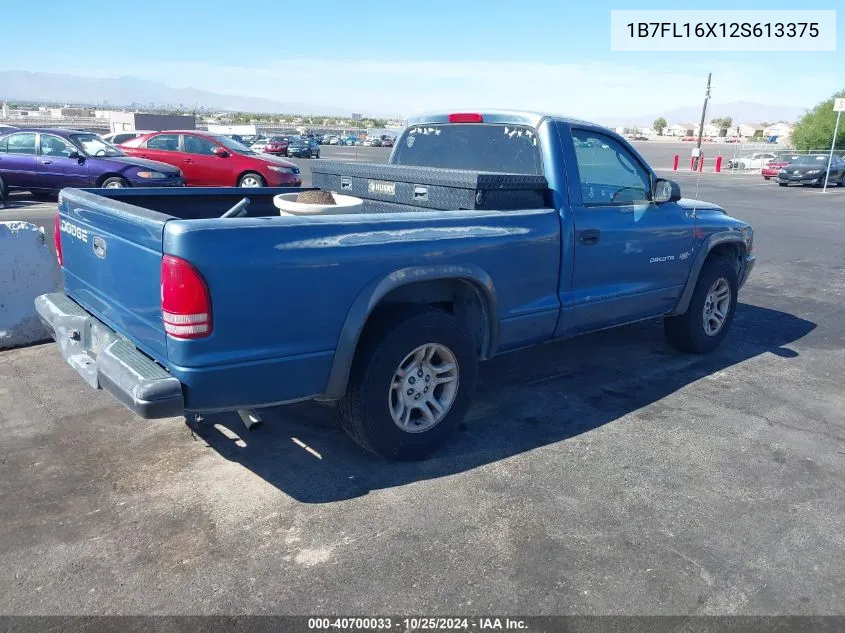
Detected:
[
  {"left": 328, "top": 136, "right": 340, "bottom": 145},
  {"left": 728, "top": 152, "right": 778, "bottom": 170},
  {"left": 101, "top": 130, "right": 154, "bottom": 145},
  {"left": 250, "top": 139, "right": 269, "bottom": 153}
]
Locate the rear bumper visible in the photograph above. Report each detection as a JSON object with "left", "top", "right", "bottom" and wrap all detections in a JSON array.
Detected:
[{"left": 34, "top": 293, "right": 184, "bottom": 419}]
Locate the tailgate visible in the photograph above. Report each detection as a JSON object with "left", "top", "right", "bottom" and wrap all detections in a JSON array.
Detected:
[{"left": 57, "top": 188, "right": 170, "bottom": 361}]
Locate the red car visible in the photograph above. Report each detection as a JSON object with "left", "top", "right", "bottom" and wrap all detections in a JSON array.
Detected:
[
  {"left": 762, "top": 155, "right": 799, "bottom": 180},
  {"left": 120, "top": 131, "right": 301, "bottom": 187},
  {"left": 263, "top": 136, "right": 290, "bottom": 156}
]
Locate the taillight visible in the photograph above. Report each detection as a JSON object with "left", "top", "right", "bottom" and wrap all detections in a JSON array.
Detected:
[
  {"left": 161, "top": 255, "right": 212, "bottom": 339},
  {"left": 448, "top": 113, "right": 484, "bottom": 123},
  {"left": 54, "top": 212, "right": 63, "bottom": 266}
]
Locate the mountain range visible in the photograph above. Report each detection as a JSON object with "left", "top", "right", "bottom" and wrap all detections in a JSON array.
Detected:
[
  {"left": 0, "top": 70, "right": 808, "bottom": 125},
  {"left": 0, "top": 70, "right": 357, "bottom": 117},
  {"left": 602, "top": 101, "right": 808, "bottom": 128}
]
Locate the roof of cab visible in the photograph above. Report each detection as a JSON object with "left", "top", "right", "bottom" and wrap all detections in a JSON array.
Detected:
[{"left": 406, "top": 110, "right": 600, "bottom": 129}]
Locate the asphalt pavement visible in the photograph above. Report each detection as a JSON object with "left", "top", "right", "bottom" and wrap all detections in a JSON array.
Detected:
[{"left": 1, "top": 145, "right": 844, "bottom": 616}]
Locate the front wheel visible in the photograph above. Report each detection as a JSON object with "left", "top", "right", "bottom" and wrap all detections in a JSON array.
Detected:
[
  {"left": 338, "top": 305, "right": 478, "bottom": 460},
  {"left": 238, "top": 173, "right": 265, "bottom": 188},
  {"left": 102, "top": 176, "right": 129, "bottom": 189},
  {"left": 664, "top": 257, "right": 738, "bottom": 354}
]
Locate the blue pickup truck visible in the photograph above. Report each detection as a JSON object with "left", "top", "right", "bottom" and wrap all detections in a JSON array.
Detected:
[{"left": 35, "top": 111, "right": 755, "bottom": 460}]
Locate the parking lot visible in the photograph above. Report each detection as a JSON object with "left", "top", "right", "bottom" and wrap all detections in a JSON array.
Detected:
[{"left": 2, "top": 144, "right": 844, "bottom": 615}]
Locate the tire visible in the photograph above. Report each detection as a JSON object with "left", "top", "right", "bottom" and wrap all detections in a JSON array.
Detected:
[
  {"left": 0, "top": 175, "right": 7, "bottom": 206},
  {"left": 738, "top": 162, "right": 746, "bottom": 170},
  {"left": 338, "top": 305, "right": 478, "bottom": 460},
  {"left": 314, "top": 151, "right": 320, "bottom": 159},
  {"left": 101, "top": 176, "right": 129, "bottom": 189},
  {"left": 763, "top": 176, "right": 770, "bottom": 181},
  {"left": 238, "top": 172, "right": 265, "bottom": 188},
  {"left": 664, "top": 257, "right": 739, "bottom": 354},
  {"left": 838, "top": 174, "right": 845, "bottom": 187},
  {"left": 778, "top": 182, "right": 788, "bottom": 187}
]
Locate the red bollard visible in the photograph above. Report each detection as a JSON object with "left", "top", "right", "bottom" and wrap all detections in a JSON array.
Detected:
[
  {"left": 698, "top": 154, "right": 705, "bottom": 172},
  {"left": 715, "top": 155, "right": 723, "bottom": 173},
  {"left": 689, "top": 156, "right": 695, "bottom": 171},
  {"left": 673, "top": 154, "right": 679, "bottom": 171}
]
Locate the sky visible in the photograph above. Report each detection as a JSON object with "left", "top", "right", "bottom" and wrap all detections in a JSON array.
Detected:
[{"left": 0, "top": 0, "right": 841, "bottom": 118}]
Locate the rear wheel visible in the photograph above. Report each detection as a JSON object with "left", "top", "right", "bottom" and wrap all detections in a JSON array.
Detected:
[
  {"left": 101, "top": 176, "right": 129, "bottom": 189},
  {"left": 763, "top": 176, "right": 771, "bottom": 181},
  {"left": 778, "top": 182, "right": 788, "bottom": 187},
  {"left": 338, "top": 305, "right": 478, "bottom": 460},
  {"left": 664, "top": 257, "right": 738, "bottom": 354},
  {"left": 238, "top": 172, "right": 265, "bottom": 188},
  {"left": 838, "top": 174, "right": 845, "bottom": 187}
]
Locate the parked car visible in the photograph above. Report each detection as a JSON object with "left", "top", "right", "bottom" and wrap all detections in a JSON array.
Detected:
[
  {"left": 0, "top": 128, "right": 184, "bottom": 197},
  {"left": 777, "top": 154, "right": 845, "bottom": 187},
  {"left": 344, "top": 136, "right": 359, "bottom": 146},
  {"left": 38, "top": 110, "right": 755, "bottom": 460},
  {"left": 264, "top": 136, "right": 290, "bottom": 156},
  {"left": 119, "top": 131, "right": 300, "bottom": 187},
  {"left": 101, "top": 130, "right": 154, "bottom": 145},
  {"left": 761, "top": 154, "right": 800, "bottom": 180},
  {"left": 250, "top": 139, "right": 269, "bottom": 153},
  {"left": 328, "top": 136, "right": 341, "bottom": 145},
  {"left": 286, "top": 137, "right": 320, "bottom": 158},
  {"left": 726, "top": 152, "right": 777, "bottom": 170},
  {"left": 381, "top": 137, "right": 394, "bottom": 148}
]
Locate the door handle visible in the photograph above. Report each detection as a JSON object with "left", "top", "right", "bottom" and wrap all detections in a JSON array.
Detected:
[
  {"left": 182, "top": 159, "right": 192, "bottom": 164},
  {"left": 579, "top": 229, "right": 601, "bottom": 245},
  {"left": 40, "top": 160, "right": 53, "bottom": 165}
]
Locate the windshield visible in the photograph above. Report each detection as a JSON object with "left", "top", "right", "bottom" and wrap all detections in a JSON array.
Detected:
[
  {"left": 391, "top": 123, "right": 543, "bottom": 174},
  {"left": 72, "top": 134, "right": 124, "bottom": 157},
  {"left": 290, "top": 139, "right": 308, "bottom": 147},
  {"left": 792, "top": 155, "right": 828, "bottom": 165},
  {"left": 213, "top": 135, "right": 255, "bottom": 154}
]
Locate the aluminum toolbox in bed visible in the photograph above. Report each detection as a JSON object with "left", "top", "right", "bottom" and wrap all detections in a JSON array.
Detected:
[{"left": 311, "top": 161, "right": 548, "bottom": 211}]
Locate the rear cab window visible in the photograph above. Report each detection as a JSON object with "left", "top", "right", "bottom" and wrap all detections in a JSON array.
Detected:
[{"left": 391, "top": 123, "right": 543, "bottom": 175}]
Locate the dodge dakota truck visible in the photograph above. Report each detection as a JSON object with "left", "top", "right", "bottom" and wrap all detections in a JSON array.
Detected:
[{"left": 35, "top": 111, "right": 755, "bottom": 460}]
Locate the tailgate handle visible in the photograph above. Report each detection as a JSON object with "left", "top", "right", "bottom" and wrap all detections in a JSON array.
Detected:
[
  {"left": 340, "top": 177, "right": 352, "bottom": 191},
  {"left": 413, "top": 185, "right": 429, "bottom": 201}
]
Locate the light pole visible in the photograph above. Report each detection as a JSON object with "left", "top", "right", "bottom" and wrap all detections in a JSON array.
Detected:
[
  {"left": 693, "top": 73, "right": 712, "bottom": 171},
  {"left": 822, "top": 98, "right": 844, "bottom": 193}
]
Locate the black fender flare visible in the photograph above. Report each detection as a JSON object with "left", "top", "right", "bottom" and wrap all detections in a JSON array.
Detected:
[
  {"left": 320, "top": 264, "right": 498, "bottom": 400},
  {"left": 668, "top": 232, "right": 747, "bottom": 316}
]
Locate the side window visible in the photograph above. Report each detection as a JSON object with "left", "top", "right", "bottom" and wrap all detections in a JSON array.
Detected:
[
  {"left": 570, "top": 130, "right": 650, "bottom": 205},
  {"left": 0, "top": 137, "right": 8, "bottom": 152},
  {"left": 183, "top": 135, "right": 218, "bottom": 155},
  {"left": 146, "top": 134, "right": 180, "bottom": 151},
  {"left": 39, "top": 134, "right": 75, "bottom": 158},
  {"left": 5, "top": 133, "right": 37, "bottom": 155}
]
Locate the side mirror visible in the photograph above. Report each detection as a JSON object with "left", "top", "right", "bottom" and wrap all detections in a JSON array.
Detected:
[
  {"left": 653, "top": 178, "right": 681, "bottom": 203},
  {"left": 67, "top": 150, "right": 82, "bottom": 159},
  {"left": 213, "top": 147, "right": 229, "bottom": 157}
]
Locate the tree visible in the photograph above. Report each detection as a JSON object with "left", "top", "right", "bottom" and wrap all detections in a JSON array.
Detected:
[
  {"left": 711, "top": 116, "right": 733, "bottom": 130},
  {"left": 653, "top": 117, "right": 667, "bottom": 135},
  {"left": 791, "top": 90, "right": 845, "bottom": 151}
]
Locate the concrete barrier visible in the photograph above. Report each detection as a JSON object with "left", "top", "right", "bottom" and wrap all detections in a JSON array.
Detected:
[{"left": 0, "top": 221, "right": 59, "bottom": 350}]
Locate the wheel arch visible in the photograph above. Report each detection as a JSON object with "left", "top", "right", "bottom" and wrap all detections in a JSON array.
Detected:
[
  {"left": 236, "top": 170, "right": 265, "bottom": 186},
  {"left": 321, "top": 265, "right": 498, "bottom": 400},
  {"left": 96, "top": 173, "right": 129, "bottom": 187},
  {"left": 669, "top": 233, "right": 747, "bottom": 316}
]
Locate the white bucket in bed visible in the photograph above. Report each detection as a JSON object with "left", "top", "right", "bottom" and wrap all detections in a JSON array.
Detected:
[{"left": 273, "top": 192, "right": 364, "bottom": 215}]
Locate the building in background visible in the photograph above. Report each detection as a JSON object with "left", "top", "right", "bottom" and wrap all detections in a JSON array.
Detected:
[{"left": 109, "top": 111, "right": 196, "bottom": 133}]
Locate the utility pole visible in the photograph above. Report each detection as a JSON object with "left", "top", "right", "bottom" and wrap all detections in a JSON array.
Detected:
[{"left": 694, "top": 73, "right": 712, "bottom": 170}]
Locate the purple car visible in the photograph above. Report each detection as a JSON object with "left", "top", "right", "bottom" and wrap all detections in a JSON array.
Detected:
[{"left": 0, "top": 128, "right": 184, "bottom": 198}]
